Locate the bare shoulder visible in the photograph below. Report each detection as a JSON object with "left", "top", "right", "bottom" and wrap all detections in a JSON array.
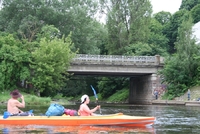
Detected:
[
  {"left": 8, "top": 98, "right": 19, "bottom": 103},
  {"left": 80, "top": 104, "right": 87, "bottom": 108}
]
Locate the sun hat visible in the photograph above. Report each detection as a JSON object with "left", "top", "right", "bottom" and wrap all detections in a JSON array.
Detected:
[
  {"left": 10, "top": 90, "right": 22, "bottom": 98},
  {"left": 81, "top": 94, "right": 88, "bottom": 103}
]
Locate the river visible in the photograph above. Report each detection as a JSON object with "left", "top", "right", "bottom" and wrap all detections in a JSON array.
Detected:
[{"left": 0, "top": 104, "right": 199, "bottom": 134}]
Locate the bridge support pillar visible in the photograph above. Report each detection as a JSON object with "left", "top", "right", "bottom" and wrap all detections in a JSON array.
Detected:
[{"left": 129, "top": 74, "right": 159, "bottom": 104}]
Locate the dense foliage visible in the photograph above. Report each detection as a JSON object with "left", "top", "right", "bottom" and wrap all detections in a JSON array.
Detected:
[
  {"left": 30, "top": 36, "right": 75, "bottom": 96},
  {"left": 0, "top": 34, "right": 31, "bottom": 91},
  {"left": 0, "top": 0, "right": 200, "bottom": 100},
  {"left": 160, "top": 12, "right": 200, "bottom": 99}
]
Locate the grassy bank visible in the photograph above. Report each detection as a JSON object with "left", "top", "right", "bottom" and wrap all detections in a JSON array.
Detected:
[
  {"left": 174, "top": 86, "right": 200, "bottom": 101},
  {"left": 72, "top": 88, "right": 129, "bottom": 103},
  {"left": 0, "top": 88, "right": 129, "bottom": 106},
  {"left": 0, "top": 90, "right": 51, "bottom": 106}
]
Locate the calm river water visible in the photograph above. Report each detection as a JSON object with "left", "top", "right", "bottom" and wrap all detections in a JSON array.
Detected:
[{"left": 0, "top": 104, "right": 200, "bottom": 134}]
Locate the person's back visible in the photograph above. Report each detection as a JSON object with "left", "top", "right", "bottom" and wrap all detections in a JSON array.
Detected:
[
  {"left": 7, "top": 98, "right": 24, "bottom": 114},
  {"left": 6, "top": 89, "right": 33, "bottom": 116}
]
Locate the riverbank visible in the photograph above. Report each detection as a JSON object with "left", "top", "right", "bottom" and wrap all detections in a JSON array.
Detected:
[
  {"left": 2, "top": 86, "right": 200, "bottom": 107},
  {"left": 152, "top": 86, "right": 200, "bottom": 106},
  {"left": 0, "top": 90, "right": 76, "bottom": 106},
  {"left": 0, "top": 90, "right": 52, "bottom": 106},
  {"left": 151, "top": 100, "right": 200, "bottom": 106}
]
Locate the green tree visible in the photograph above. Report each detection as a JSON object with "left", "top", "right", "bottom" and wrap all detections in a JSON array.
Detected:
[
  {"left": 60, "top": 76, "right": 99, "bottom": 98},
  {"left": 153, "top": 11, "right": 172, "bottom": 25},
  {"left": 0, "top": 34, "right": 31, "bottom": 91},
  {"left": 148, "top": 18, "right": 169, "bottom": 55},
  {"left": 191, "top": 4, "right": 200, "bottom": 23},
  {"left": 98, "top": 0, "right": 153, "bottom": 99},
  {"left": 100, "top": 0, "right": 152, "bottom": 55},
  {"left": 160, "top": 13, "right": 200, "bottom": 99},
  {"left": 180, "top": 0, "right": 200, "bottom": 11},
  {"left": 58, "top": 0, "right": 101, "bottom": 54},
  {"left": 30, "top": 35, "right": 76, "bottom": 96},
  {"left": 98, "top": 77, "right": 129, "bottom": 99},
  {"left": 124, "top": 18, "right": 169, "bottom": 56},
  {"left": 124, "top": 42, "right": 152, "bottom": 56},
  {"left": 165, "top": 9, "right": 188, "bottom": 54},
  {"left": 18, "top": 15, "right": 43, "bottom": 42},
  {"left": 0, "top": 0, "right": 104, "bottom": 54},
  {"left": 36, "top": 25, "right": 61, "bottom": 41},
  {"left": 0, "top": 0, "right": 44, "bottom": 33},
  {"left": 125, "top": 42, "right": 167, "bottom": 56}
]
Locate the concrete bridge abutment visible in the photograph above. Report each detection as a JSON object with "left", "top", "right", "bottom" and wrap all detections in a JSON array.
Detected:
[{"left": 129, "top": 74, "right": 160, "bottom": 104}]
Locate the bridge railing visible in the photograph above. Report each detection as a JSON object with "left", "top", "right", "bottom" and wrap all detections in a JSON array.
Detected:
[{"left": 71, "top": 54, "right": 162, "bottom": 65}]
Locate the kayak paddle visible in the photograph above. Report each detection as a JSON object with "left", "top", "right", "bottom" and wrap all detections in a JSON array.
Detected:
[
  {"left": 90, "top": 85, "right": 102, "bottom": 114},
  {"left": 3, "top": 110, "right": 33, "bottom": 119},
  {"left": 3, "top": 111, "right": 11, "bottom": 119}
]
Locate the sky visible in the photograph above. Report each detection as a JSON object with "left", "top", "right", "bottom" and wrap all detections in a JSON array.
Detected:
[
  {"left": 98, "top": 0, "right": 182, "bottom": 23},
  {"left": 151, "top": 0, "right": 182, "bottom": 14}
]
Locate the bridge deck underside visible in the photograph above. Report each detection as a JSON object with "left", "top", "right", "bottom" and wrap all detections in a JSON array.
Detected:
[{"left": 68, "top": 64, "right": 158, "bottom": 76}]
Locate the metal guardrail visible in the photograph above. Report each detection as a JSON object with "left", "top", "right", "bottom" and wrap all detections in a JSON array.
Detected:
[{"left": 71, "top": 54, "right": 162, "bottom": 65}]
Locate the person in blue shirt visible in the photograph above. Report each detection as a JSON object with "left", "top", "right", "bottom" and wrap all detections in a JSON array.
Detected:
[
  {"left": 154, "top": 90, "right": 158, "bottom": 100},
  {"left": 187, "top": 89, "right": 190, "bottom": 101}
]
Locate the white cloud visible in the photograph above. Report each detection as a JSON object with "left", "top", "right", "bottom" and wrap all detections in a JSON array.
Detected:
[{"left": 150, "top": 0, "right": 182, "bottom": 14}]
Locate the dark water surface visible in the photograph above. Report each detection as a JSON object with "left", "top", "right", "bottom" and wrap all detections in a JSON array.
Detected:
[{"left": 0, "top": 104, "right": 199, "bottom": 134}]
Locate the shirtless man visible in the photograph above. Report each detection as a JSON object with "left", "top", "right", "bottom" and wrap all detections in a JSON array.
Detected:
[
  {"left": 7, "top": 90, "right": 32, "bottom": 116},
  {"left": 78, "top": 94, "right": 100, "bottom": 116}
]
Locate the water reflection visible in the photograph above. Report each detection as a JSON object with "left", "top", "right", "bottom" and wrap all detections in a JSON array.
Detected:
[
  {"left": 0, "top": 125, "right": 155, "bottom": 134},
  {"left": 0, "top": 105, "right": 200, "bottom": 133}
]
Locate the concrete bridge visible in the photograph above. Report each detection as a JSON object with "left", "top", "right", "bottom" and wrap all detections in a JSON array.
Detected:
[{"left": 68, "top": 54, "right": 164, "bottom": 104}]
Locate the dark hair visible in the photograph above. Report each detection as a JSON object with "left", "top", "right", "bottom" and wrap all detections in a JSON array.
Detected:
[
  {"left": 82, "top": 98, "right": 87, "bottom": 104},
  {"left": 10, "top": 90, "right": 21, "bottom": 98}
]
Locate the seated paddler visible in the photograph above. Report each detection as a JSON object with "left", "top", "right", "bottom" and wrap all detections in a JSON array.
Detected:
[
  {"left": 78, "top": 94, "right": 100, "bottom": 116},
  {"left": 7, "top": 89, "right": 33, "bottom": 116}
]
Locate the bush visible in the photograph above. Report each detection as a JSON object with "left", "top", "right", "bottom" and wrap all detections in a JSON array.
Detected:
[{"left": 107, "top": 89, "right": 128, "bottom": 102}]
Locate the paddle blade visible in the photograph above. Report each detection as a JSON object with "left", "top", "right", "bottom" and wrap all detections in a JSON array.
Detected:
[
  {"left": 90, "top": 85, "right": 98, "bottom": 99},
  {"left": 29, "top": 110, "right": 33, "bottom": 114},
  {"left": 90, "top": 85, "right": 102, "bottom": 115},
  {"left": 3, "top": 111, "right": 11, "bottom": 119}
]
